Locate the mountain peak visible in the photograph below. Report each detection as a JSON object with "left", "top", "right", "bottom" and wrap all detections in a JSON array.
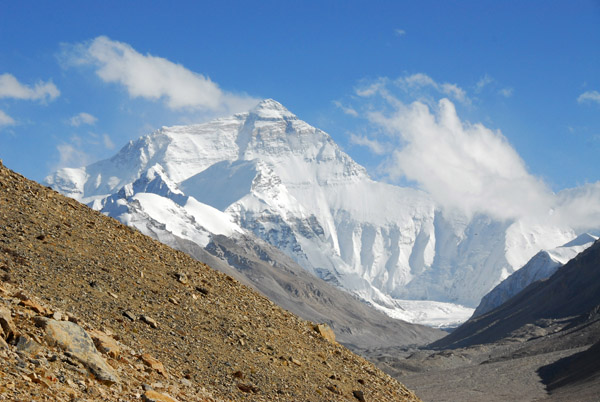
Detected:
[{"left": 250, "top": 98, "right": 296, "bottom": 120}]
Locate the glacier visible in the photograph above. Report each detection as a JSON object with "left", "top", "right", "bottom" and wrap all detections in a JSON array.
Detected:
[{"left": 45, "top": 99, "right": 578, "bottom": 327}]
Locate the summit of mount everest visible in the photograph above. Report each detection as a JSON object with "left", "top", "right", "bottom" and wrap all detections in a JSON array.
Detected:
[{"left": 45, "top": 99, "right": 578, "bottom": 327}]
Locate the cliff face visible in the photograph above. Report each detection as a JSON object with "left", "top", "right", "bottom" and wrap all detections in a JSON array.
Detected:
[{"left": 0, "top": 162, "right": 420, "bottom": 402}]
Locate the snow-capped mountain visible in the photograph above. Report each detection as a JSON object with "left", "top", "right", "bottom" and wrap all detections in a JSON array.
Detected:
[
  {"left": 473, "top": 232, "right": 598, "bottom": 317},
  {"left": 45, "top": 99, "right": 577, "bottom": 327}
]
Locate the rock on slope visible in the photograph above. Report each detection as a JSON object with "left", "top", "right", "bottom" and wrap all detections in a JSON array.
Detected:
[
  {"left": 472, "top": 233, "right": 597, "bottom": 317},
  {"left": 0, "top": 162, "right": 420, "bottom": 401},
  {"left": 45, "top": 99, "right": 575, "bottom": 325}
]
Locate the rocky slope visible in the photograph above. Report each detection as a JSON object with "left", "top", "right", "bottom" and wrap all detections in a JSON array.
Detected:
[
  {"left": 0, "top": 161, "right": 420, "bottom": 401},
  {"left": 45, "top": 99, "right": 576, "bottom": 325},
  {"left": 198, "top": 234, "right": 445, "bottom": 349}
]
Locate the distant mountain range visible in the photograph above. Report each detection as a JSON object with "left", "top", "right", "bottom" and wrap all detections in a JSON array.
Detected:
[
  {"left": 46, "top": 99, "right": 579, "bottom": 327},
  {"left": 432, "top": 237, "right": 600, "bottom": 349},
  {"left": 473, "top": 233, "right": 597, "bottom": 317}
]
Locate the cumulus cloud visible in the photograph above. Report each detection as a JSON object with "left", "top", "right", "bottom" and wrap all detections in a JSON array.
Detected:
[
  {"left": 69, "top": 112, "right": 97, "bottom": 127},
  {"left": 578, "top": 90, "right": 600, "bottom": 105},
  {"left": 65, "top": 36, "right": 258, "bottom": 113},
  {"left": 395, "top": 29, "right": 406, "bottom": 36},
  {"left": 354, "top": 81, "right": 600, "bottom": 230},
  {"left": 367, "top": 98, "right": 552, "bottom": 220},
  {"left": 0, "top": 73, "right": 60, "bottom": 102},
  {"left": 0, "top": 110, "right": 15, "bottom": 127},
  {"left": 349, "top": 133, "right": 387, "bottom": 155}
]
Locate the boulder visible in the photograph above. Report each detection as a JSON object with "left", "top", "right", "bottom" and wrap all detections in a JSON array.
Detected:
[
  {"left": 37, "top": 318, "right": 119, "bottom": 384},
  {"left": 315, "top": 323, "right": 336, "bottom": 344}
]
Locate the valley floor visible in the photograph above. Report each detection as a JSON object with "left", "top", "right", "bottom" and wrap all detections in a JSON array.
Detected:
[
  {"left": 398, "top": 348, "right": 581, "bottom": 402},
  {"left": 355, "top": 315, "right": 600, "bottom": 402}
]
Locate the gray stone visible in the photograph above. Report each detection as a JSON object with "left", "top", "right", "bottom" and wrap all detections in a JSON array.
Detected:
[
  {"left": 16, "top": 335, "right": 43, "bottom": 356},
  {"left": 38, "top": 318, "right": 119, "bottom": 384}
]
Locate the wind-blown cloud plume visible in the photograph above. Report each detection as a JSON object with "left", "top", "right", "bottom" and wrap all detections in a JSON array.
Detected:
[
  {"left": 367, "top": 97, "right": 553, "bottom": 220},
  {"left": 354, "top": 77, "right": 600, "bottom": 230},
  {"left": 0, "top": 73, "right": 60, "bottom": 102},
  {"left": 65, "top": 36, "right": 258, "bottom": 114}
]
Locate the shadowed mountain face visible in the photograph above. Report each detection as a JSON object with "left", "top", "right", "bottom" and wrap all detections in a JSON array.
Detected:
[
  {"left": 201, "top": 234, "right": 445, "bottom": 349},
  {"left": 162, "top": 232, "right": 445, "bottom": 349},
  {"left": 431, "top": 239, "right": 600, "bottom": 350}
]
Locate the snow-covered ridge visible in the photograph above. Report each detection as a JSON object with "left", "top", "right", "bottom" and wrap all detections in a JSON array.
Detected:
[
  {"left": 45, "top": 99, "right": 578, "bottom": 327},
  {"left": 473, "top": 233, "right": 598, "bottom": 317}
]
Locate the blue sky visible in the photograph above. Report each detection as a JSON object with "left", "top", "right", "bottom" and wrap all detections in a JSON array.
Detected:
[{"left": 1, "top": 0, "right": 599, "bottom": 198}]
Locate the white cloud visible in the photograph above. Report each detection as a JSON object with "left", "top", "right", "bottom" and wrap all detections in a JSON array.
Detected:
[
  {"left": 333, "top": 100, "right": 358, "bottom": 117},
  {"left": 367, "top": 98, "right": 553, "bottom": 221},
  {"left": 475, "top": 74, "right": 493, "bottom": 92},
  {"left": 356, "top": 79, "right": 387, "bottom": 98},
  {"left": 0, "top": 73, "right": 60, "bottom": 102},
  {"left": 395, "top": 29, "right": 406, "bottom": 36},
  {"left": 66, "top": 36, "right": 258, "bottom": 113},
  {"left": 578, "top": 90, "right": 600, "bottom": 105},
  {"left": 499, "top": 87, "right": 514, "bottom": 98},
  {"left": 553, "top": 183, "right": 600, "bottom": 230},
  {"left": 400, "top": 73, "right": 436, "bottom": 88},
  {"left": 352, "top": 76, "right": 600, "bottom": 230},
  {"left": 69, "top": 112, "right": 97, "bottom": 127},
  {"left": 0, "top": 110, "right": 15, "bottom": 127},
  {"left": 102, "top": 134, "right": 115, "bottom": 150},
  {"left": 56, "top": 143, "right": 92, "bottom": 169},
  {"left": 395, "top": 73, "right": 471, "bottom": 104},
  {"left": 349, "top": 133, "right": 387, "bottom": 155},
  {"left": 440, "top": 83, "right": 468, "bottom": 104}
]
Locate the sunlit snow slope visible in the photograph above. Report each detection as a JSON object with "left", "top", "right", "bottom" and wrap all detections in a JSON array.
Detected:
[{"left": 45, "top": 99, "right": 576, "bottom": 327}]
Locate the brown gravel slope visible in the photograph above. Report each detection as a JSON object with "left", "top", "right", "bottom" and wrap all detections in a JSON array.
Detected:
[{"left": 0, "top": 161, "right": 420, "bottom": 401}]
